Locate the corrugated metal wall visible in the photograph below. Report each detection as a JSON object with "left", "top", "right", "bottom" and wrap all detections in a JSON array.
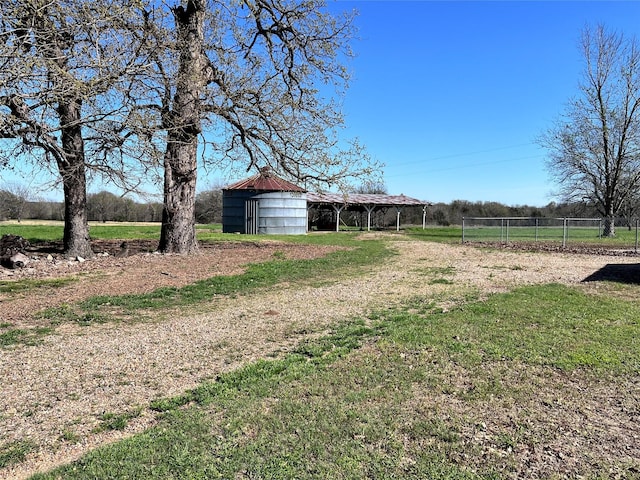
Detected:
[
  {"left": 222, "top": 189, "right": 254, "bottom": 233},
  {"left": 256, "top": 192, "right": 307, "bottom": 235}
]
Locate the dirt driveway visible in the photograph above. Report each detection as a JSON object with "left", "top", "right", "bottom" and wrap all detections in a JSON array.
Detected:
[{"left": 1, "top": 236, "right": 639, "bottom": 479}]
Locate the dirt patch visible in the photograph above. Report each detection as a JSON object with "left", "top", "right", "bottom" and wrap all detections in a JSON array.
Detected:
[
  {"left": 0, "top": 239, "right": 337, "bottom": 328},
  {"left": 472, "top": 240, "right": 640, "bottom": 257},
  {"left": 1, "top": 237, "right": 639, "bottom": 479}
]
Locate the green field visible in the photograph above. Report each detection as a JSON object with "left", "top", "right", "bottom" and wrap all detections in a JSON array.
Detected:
[
  {"left": 3, "top": 220, "right": 638, "bottom": 248},
  {"left": 0, "top": 221, "right": 182, "bottom": 242},
  {"left": 407, "top": 224, "right": 640, "bottom": 248},
  {"left": 0, "top": 222, "right": 464, "bottom": 247}
]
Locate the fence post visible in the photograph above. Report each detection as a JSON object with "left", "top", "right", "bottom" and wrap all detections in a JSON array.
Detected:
[
  {"left": 506, "top": 218, "right": 510, "bottom": 244},
  {"left": 599, "top": 219, "right": 602, "bottom": 239},
  {"left": 562, "top": 217, "right": 567, "bottom": 248},
  {"left": 462, "top": 217, "right": 465, "bottom": 243},
  {"left": 535, "top": 218, "right": 539, "bottom": 242},
  {"left": 636, "top": 219, "right": 638, "bottom": 253}
]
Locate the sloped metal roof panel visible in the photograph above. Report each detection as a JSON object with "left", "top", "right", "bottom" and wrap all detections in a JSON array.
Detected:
[
  {"left": 224, "top": 170, "right": 306, "bottom": 192},
  {"left": 307, "top": 192, "right": 426, "bottom": 206}
]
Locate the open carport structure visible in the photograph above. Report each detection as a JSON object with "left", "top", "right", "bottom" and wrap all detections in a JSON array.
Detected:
[{"left": 307, "top": 192, "right": 428, "bottom": 232}]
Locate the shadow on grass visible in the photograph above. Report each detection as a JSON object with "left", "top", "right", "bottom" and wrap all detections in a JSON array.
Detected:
[{"left": 583, "top": 264, "right": 640, "bottom": 284}]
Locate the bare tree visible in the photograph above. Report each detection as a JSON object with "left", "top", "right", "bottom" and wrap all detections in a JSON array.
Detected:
[
  {"left": 87, "top": 191, "right": 120, "bottom": 223},
  {"left": 0, "top": 182, "right": 31, "bottom": 222},
  {"left": 540, "top": 25, "right": 640, "bottom": 237},
  {"left": 195, "top": 180, "right": 224, "bottom": 224},
  {"left": 134, "top": 0, "right": 379, "bottom": 253},
  {"left": 0, "top": 190, "right": 16, "bottom": 221},
  {"left": 353, "top": 180, "right": 388, "bottom": 195},
  {"left": 0, "top": 0, "right": 152, "bottom": 257},
  {"left": 2, "top": 0, "right": 378, "bottom": 255}
]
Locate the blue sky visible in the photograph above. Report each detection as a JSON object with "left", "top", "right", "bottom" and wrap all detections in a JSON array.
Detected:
[{"left": 323, "top": 0, "right": 640, "bottom": 206}]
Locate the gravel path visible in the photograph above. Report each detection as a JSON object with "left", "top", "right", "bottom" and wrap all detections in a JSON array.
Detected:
[{"left": 1, "top": 238, "right": 637, "bottom": 479}]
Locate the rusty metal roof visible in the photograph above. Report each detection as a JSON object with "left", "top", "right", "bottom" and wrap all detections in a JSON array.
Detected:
[
  {"left": 224, "top": 168, "right": 306, "bottom": 192},
  {"left": 307, "top": 192, "right": 426, "bottom": 206}
]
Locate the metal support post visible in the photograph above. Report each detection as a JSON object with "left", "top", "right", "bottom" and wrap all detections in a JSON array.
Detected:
[
  {"left": 462, "top": 217, "right": 465, "bottom": 243},
  {"left": 506, "top": 218, "right": 510, "bottom": 244},
  {"left": 364, "top": 205, "right": 375, "bottom": 231},
  {"left": 599, "top": 219, "right": 602, "bottom": 238},
  {"left": 333, "top": 205, "right": 344, "bottom": 232}
]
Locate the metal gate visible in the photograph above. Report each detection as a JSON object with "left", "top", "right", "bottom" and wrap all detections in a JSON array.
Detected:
[{"left": 245, "top": 199, "right": 259, "bottom": 234}]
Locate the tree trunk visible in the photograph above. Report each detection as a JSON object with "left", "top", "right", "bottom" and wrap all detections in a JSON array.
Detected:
[
  {"left": 158, "top": 141, "right": 198, "bottom": 254},
  {"left": 158, "top": 0, "right": 207, "bottom": 255},
  {"left": 61, "top": 170, "right": 92, "bottom": 258},
  {"left": 58, "top": 98, "right": 93, "bottom": 259},
  {"left": 603, "top": 215, "right": 616, "bottom": 237}
]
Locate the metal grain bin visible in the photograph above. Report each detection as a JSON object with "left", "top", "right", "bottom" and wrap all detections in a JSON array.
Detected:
[
  {"left": 222, "top": 167, "right": 307, "bottom": 235},
  {"left": 256, "top": 191, "right": 307, "bottom": 235}
]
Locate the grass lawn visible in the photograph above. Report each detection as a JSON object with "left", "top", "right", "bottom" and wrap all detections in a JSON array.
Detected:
[
  {"left": 28, "top": 283, "right": 640, "bottom": 479},
  {"left": 406, "top": 225, "right": 640, "bottom": 248},
  {"left": 0, "top": 222, "right": 187, "bottom": 242},
  {"left": 3, "top": 220, "right": 638, "bottom": 248}
]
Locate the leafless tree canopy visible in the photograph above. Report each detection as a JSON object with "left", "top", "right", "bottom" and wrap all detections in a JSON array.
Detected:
[
  {"left": 540, "top": 25, "right": 640, "bottom": 236},
  {"left": 0, "top": 0, "right": 156, "bottom": 256},
  {"left": 132, "top": 0, "right": 379, "bottom": 187},
  {"left": 0, "top": 0, "right": 156, "bottom": 187}
]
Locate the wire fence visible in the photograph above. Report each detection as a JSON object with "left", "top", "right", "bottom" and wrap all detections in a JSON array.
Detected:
[{"left": 462, "top": 217, "right": 640, "bottom": 251}]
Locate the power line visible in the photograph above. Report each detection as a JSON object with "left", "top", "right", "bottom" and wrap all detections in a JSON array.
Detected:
[
  {"left": 385, "top": 154, "right": 545, "bottom": 178},
  {"left": 390, "top": 142, "right": 537, "bottom": 168}
]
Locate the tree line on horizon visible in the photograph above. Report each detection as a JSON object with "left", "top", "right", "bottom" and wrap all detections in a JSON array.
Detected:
[{"left": 0, "top": 186, "right": 621, "bottom": 228}]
